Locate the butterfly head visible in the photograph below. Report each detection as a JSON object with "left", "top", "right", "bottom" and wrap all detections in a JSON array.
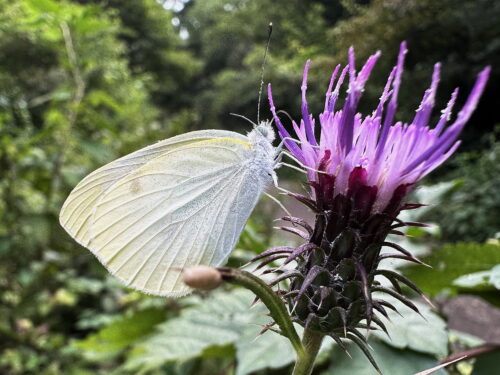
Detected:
[{"left": 253, "top": 120, "right": 275, "bottom": 142}]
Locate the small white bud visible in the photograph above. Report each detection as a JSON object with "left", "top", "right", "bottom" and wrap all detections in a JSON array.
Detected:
[{"left": 183, "top": 266, "right": 222, "bottom": 291}]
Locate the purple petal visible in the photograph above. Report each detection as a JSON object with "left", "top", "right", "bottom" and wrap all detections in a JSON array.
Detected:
[
  {"left": 324, "top": 64, "right": 341, "bottom": 111},
  {"left": 328, "top": 65, "right": 349, "bottom": 113},
  {"left": 376, "top": 41, "right": 407, "bottom": 159},
  {"left": 268, "top": 83, "right": 304, "bottom": 160},
  {"left": 402, "top": 66, "right": 490, "bottom": 174},
  {"left": 434, "top": 88, "right": 459, "bottom": 134},
  {"left": 268, "top": 43, "right": 489, "bottom": 214},
  {"left": 374, "top": 66, "right": 396, "bottom": 120},
  {"left": 412, "top": 63, "right": 441, "bottom": 127},
  {"left": 301, "top": 60, "right": 318, "bottom": 146}
]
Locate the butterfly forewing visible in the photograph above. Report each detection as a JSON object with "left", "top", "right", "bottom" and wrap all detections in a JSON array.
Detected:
[
  {"left": 59, "top": 130, "right": 248, "bottom": 247},
  {"left": 60, "top": 132, "right": 263, "bottom": 296}
]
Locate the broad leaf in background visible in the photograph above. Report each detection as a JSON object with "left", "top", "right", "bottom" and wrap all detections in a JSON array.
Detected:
[
  {"left": 320, "top": 340, "right": 447, "bottom": 375},
  {"left": 372, "top": 296, "right": 449, "bottom": 358},
  {"left": 402, "top": 242, "right": 500, "bottom": 296},
  {"left": 73, "top": 308, "right": 166, "bottom": 361},
  {"left": 423, "top": 139, "right": 500, "bottom": 243},
  {"left": 453, "top": 264, "right": 500, "bottom": 291},
  {"left": 124, "top": 289, "right": 296, "bottom": 375},
  {"left": 236, "top": 326, "right": 296, "bottom": 375}
]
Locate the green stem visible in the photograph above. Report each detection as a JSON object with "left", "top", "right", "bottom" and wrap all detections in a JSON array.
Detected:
[
  {"left": 218, "top": 268, "right": 304, "bottom": 355},
  {"left": 292, "top": 327, "right": 324, "bottom": 375}
]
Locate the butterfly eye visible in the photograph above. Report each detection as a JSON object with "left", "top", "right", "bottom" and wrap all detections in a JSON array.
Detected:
[{"left": 256, "top": 125, "right": 269, "bottom": 138}]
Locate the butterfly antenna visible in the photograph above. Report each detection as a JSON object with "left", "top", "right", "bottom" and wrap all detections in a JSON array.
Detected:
[
  {"left": 257, "top": 22, "right": 273, "bottom": 125},
  {"left": 230, "top": 113, "right": 257, "bottom": 127},
  {"left": 277, "top": 109, "right": 294, "bottom": 124}
]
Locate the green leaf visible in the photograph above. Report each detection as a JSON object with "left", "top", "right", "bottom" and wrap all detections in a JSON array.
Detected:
[
  {"left": 320, "top": 339, "right": 447, "bottom": 375},
  {"left": 371, "top": 295, "right": 449, "bottom": 358},
  {"left": 125, "top": 289, "right": 296, "bottom": 375},
  {"left": 402, "top": 242, "right": 500, "bottom": 296},
  {"left": 74, "top": 308, "right": 166, "bottom": 361},
  {"left": 125, "top": 290, "right": 247, "bottom": 370},
  {"left": 235, "top": 327, "right": 295, "bottom": 375},
  {"left": 448, "top": 330, "right": 485, "bottom": 348},
  {"left": 453, "top": 264, "right": 500, "bottom": 291}
]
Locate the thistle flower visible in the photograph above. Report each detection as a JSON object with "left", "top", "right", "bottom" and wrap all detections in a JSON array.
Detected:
[{"left": 256, "top": 42, "right": 489, "bottom": 365}]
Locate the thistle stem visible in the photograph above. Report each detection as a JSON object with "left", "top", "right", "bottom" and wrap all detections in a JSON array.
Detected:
[
  {"left": 218, "top": 268, "right": 304, "bottom": 355},
  {"left": 292, "top": 328, "right": 324, "bottom": 375}
]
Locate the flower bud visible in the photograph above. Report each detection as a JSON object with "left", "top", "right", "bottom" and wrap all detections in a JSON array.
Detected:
[{"left": 183, "top": 266, "right": 222, "bottom": 291}]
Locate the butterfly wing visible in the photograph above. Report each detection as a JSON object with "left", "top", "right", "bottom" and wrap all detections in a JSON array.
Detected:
[
  {"left": 60, "top": 130, "right": 248, "bottom": 248},
  {"left": 60, "top": 133, "right": 265, "bottom": 296}
]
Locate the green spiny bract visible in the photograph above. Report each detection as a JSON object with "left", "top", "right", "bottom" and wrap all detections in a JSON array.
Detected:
[{"left": 251, "top": 178, "right": 426, "bottom": 371}]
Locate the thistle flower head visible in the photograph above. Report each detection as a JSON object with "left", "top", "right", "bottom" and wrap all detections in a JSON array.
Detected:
[
  {"left": 269, "top": 41, "right": 490, "bottom": 214},
  {"left": 256, "top": 43, "right": 489, "bottom": 368}
]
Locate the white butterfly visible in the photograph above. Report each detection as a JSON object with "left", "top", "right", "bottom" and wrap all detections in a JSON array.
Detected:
[{"left": 59, "top": 122, "right": 279, "bottom": 296}]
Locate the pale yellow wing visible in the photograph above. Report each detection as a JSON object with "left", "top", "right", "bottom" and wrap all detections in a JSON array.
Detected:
[
  {"left": 60, "top": 135, "right": 259, "bottom": 296},
  {"left": 59, "top": 130, "right": 248, "bottom": 247}
]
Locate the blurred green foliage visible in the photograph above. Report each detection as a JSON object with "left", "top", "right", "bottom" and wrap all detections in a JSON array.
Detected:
[
  {"left": 403, "top": 242, "right": 500, "bottom": 298},
  {"left": 1, "top": 0, "right": 499, "bottom": 374},
  {"left": 0, "top": 0, "right": 191, "bottom": 373},
  {"left": 424, "top": 134, "right": 500, "bottom": 242}
]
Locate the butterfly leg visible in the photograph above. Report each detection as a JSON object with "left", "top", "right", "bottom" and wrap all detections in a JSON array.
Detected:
[
  {"left": 264, "top": 192, "right": 292, "bottom": 217},
  {"left": 271, "top": 164, "right": 309, "bottom": 197},
  {"left": 275, "top": 162, "right": 308, "bottom": 174},
  {"left": 274, "top": 139, "right": 285, "bottom": 155},
  {"left": 278, "top": 152, "right": 329, "bottom": 175},
  {"left": 265, "top": 171, "right": 296, "bottom": 220}
]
